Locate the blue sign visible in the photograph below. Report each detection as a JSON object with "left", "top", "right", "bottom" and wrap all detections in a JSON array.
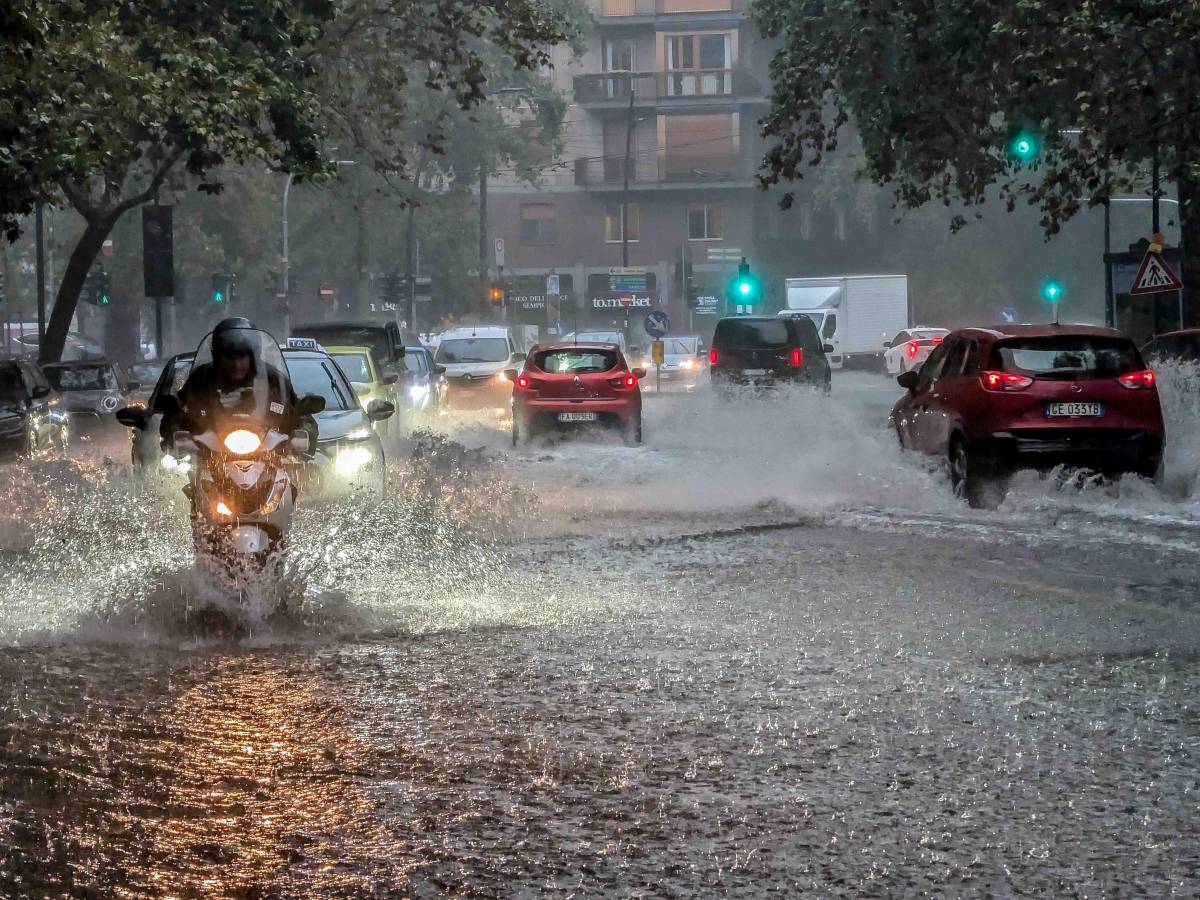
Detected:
[
  {"left": 1000, "top": 306, "right": 1018, "bottom": 324},
  {"left": 644, "top": 310, "right": 670, "bottom": 338}
]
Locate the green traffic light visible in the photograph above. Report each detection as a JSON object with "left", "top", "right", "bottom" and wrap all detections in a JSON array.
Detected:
[
  {"left": 1010, "top": 132, "right": 1039, "bottom": 163},
  {"left": 214, "top": 291, "right": 224, "bottom": 303},
  {"left": 738, "top": 281, "right": 752, "bottom": 296},
  {"left": 1040, "top": 279, "right": 1063, "bottom": 302}
]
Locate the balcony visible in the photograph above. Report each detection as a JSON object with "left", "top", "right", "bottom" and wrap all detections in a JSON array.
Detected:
[
  {"left": 573, "top": 69, "right": 764, "bottom": 106},
  {"left": 574, "top": 154, "right": 750, "bottom": 188},
  {"left": 599, "top": 0, "right": 743, "bottom": 16}
]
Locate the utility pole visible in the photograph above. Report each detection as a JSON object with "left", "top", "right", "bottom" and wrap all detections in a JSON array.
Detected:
[
  {"left": 281, "top": 173, "right": 294, "bottom": 337},
  {"left": 479, "top": 161, "right": 489, "bottom": 274},
  {"left": 1103, "top": 199, "right": 1114, "bottom": 328},
  {"left": 621, "top": 88, "right": 636, "bottom": 268},
  {"left": 35, "top": 204, "right": 46, "bottom": 354}
]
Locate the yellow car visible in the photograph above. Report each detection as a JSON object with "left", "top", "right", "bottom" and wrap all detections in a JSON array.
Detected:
[{"left": 326, "top": 345, "right": 400, "bottom": 436}]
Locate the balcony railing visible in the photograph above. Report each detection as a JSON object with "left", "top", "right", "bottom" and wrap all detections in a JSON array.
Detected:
[
  {"left": 574, "top": 154, "right": 746, "bottom": 186},
  {"left": 573, "top": 69, "right": 762, "bottom": 104},
  {"left": 599, "top": 0, "right": 740, "bottom": 16}
]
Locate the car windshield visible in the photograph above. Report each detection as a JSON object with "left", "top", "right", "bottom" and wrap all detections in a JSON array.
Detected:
[
  {"left": 436, "top": 338, "right": 510, "bottom": 364},
  {"left": 995, "top": 336, "right": 1142, "bottom": 379},
  {"left": 535, "top": 349, "right": 618, "bottom": 374},
  {"left": 664, "top": 338, "right": 699, "bottom": 355},
  {"left": 0, "top": 367, "right": 25, "bottom": 403},
  {"left": 46, "top": 365, "right": 118, "bottom": 392},
  {"left": 287, "top": 356, "right": 355, "bottom": 411},
  {"left": 403, "top": 351, "right": 428, "bottom": 374},
  {"left": 331, "top": 352, "right": 372, "bottom": 384},
  {"left": 715, "top": 319, "right": 791, "bottom": 348}
]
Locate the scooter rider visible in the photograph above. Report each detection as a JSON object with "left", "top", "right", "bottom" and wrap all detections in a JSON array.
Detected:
[{"left": 162, "top": 317, "right": 316, "bottom": 451}]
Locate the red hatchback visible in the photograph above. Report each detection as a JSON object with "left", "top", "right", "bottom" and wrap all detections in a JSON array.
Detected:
[
  {"left": 506, "top": 343, "right": 645, "bottom": 445},
  {"left": 892, "top": 325, "right": 1165, "bottom": 507}
]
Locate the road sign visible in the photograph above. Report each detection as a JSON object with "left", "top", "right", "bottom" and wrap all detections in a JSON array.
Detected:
[
  {"left": 651, "top": 340, "right": 665, "bottom": 365},
  {"left": 1000, "top": 306, "right": 1018, "bottom": 324},
  {"left": 1129, "top": 247, "right": 1183, "bottom": 295},
  {"left": 494, "top": 238, "right": 505, "bottom": 268},
  {"left": 707, "top": 247, "right": 743, "bottom": 261},
  {"left": 644, "top": 310, "right": 670, "bottom": 338},
  {"left": 319, "top": 281, "right": 336, "bottom": 304},
  {"left": 546, "top": 273, "right": 560, "bottom": 295}
]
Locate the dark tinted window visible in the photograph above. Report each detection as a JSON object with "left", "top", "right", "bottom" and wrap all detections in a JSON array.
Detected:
[
  {"left": 403, "top": 351, "right": 429, "bottom": 374},
  {"left": 942, "top": 339, "right": 968, "bottom": 376},
  {"left": 714, "top": 319, "right": 791, "bottom": 349},
  {"left": 534, "top": 349, "right": 618, "bottom": 374},
  {"left": 993, "top": 336, "right": 1142, "bottom": 379},
  {"left": 294, "top": 325, "right": 391, "bottom": 362}
]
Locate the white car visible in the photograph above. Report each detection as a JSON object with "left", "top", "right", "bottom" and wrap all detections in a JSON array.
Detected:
[
  {"left": 434, "top": 325, "right": 524, "bottom": 409},
  {"left": 884, "top": 327, "right": 949, "bottom": 375}
]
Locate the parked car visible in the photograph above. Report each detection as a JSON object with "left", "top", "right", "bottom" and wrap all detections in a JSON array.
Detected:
[
  {"left": 709, "top": 316, "right": 832, "bottom": 391},
  {"left": 883, "top": 327, "right": 949, "bottom": 375},
  {"left": 1142, "top": 328, "right": 1200, "bottom": 365},
  {"left": 435, "top": 326, "right": 524, "bottom": 409},
  {"left": 42, "top": 359, "right": 140, "bottom": 438},
  {"left": 892, "top": 325, "right": 1164, "bottom": 508},
  {"left": 508, "top": 342, "right": 644, "bottom": 446},
  {"left": 0, "top": 359, "right": 69, "bottom": 456}
]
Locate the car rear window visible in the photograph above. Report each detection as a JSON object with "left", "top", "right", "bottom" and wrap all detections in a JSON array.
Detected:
[
  {"left": 46, "top": 365, "right": 119, "bottom": 391},
  {"left": 534, "top": 349, "right": 618, "bottom": 374},
  {"left": 993, "top": 336, "right": 1143, "bottom": 379},
  {"left": 1146, "top": 333, "right": 1200, "bottom": 363},
  {"left": 296, "top": 326, "right": 390, "bottom": 362},
  {"left": 714, "top": 319, "right": 791, "bottom": 349}
]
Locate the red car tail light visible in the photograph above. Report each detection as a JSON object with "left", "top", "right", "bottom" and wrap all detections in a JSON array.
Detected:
[
  {"left": 610, "top": 373, "right": 638, "bottom": 389},
  {"left": 625, "top": 373, "right": 637, "bottom": 389},
  {"left": 907, "top": 340, "right": 919, "bottom": 359},
  {"left": 709, "top": 348, "right": 719, "bottom": 365},
  {"left": 932, "top": 335, "right": 944, "bottom": 345},
  {"left": 515, "top": 374, "right": 530, "bottom": 390},
  {"left": 789, "top": 347, "right": 804, "bottom": 367},
  {"left": 1118, "top": 370, "right": 1156, "bottom": 389},
  {"left": 981, "top": 370, "right": 1034, "bottom": 392}
]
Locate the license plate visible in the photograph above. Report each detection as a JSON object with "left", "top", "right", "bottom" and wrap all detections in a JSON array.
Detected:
[
  {"left": 558, "top": 412, "right": 597, "bottom": 422},
  {"left": 1045, "top": 402, "right": 1104, "bottom": 417},
  {"left": 743, "top": 369, "right": 768, "bottom": 376}
]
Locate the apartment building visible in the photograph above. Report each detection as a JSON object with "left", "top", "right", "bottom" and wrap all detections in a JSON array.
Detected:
[{"left": 487, "top": 0, "right": 775, "bottom": 342}]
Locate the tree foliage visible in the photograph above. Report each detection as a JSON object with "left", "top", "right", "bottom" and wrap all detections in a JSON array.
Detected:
[{"left": 754, "top": 0, "right": 1200, "bottom": 303}]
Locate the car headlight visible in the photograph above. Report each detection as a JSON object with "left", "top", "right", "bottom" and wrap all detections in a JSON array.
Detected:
[
  {"left": 346, "top": 427, "right": 372, "bottom": 441},
  {"left": 334, "top": 445, "right": 373, "bottom": 476},
  {"left": 495, "top": 371, "right": 509, "bottom": 383},
  {"left": 408, "top": 384, "right": 429, "bottom": 401},
  {"left": 223, "top": 429, "right": 262, "bottom": 455},
  {"left": 680, "top": 359, "right": 698, "bottom": 370}
]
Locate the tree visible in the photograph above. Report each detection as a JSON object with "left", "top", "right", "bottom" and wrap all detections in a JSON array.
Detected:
[{"left": 754, "top": 0, "right": 1200, "bottom": 318}]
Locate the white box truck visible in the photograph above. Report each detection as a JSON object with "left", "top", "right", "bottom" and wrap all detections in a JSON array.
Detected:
[{"left": 778, "top": 275, "right": 909, "bottom": 369}]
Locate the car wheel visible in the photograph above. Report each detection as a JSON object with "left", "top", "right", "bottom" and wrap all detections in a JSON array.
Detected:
[
  {"left": 949, "top": 435, "right": 1006, "bottom": 510},
  {"left": 1137, "top": 455, "right": 1165, "bottom": 486}
]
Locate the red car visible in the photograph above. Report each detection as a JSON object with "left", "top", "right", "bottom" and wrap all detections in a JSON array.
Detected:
[
  {"left": 892, "top": 325, "right": 1164, "bottom": 507},
  {"left": 506, "top": 343, "right": 645, "bottom": 445}
]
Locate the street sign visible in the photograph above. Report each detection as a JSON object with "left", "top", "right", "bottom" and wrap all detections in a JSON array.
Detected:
[
  {"left": 546, "top": 273, "right": 560, "bottom": 295},
  {"left": 608, "top": 266, "right": 645, "bottom": 275},
  {"left": 651, "top": 340, "right": 665, "bottom": 365},
  {"left": 644, "top": 310, "right": 670, "bottom": 338},
  {"left": 1000, "top": 306, "right": 1018, "bottom": 323},
  {"left": 707, "top": 247, "right": 743, "bottom": 261},
  {"left": 1129, "top": 247, "right": 1183, "bottom": 295},
  {"left": 319, "top": 281, "right": 336, "bottom": 304},
  {"left": 494, "top": 238, "right": 505, "bottom": 268}
]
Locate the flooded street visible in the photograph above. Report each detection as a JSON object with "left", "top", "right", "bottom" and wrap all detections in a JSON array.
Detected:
[{"left": 3, "top": 373, "right": 1200, "bottom": 897}]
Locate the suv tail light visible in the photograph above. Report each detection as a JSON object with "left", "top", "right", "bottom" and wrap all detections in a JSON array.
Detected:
[
  {"left": 907, "top": 340, "right": 919, "bottom": 359},
  {"left": 709, "top": 348, "right": 719, "bottom": 366},
  {"left": 1118, "top": 370, "right": 1156, "bottom": 389},
  {"left": 981, "top": 370, "right": 1034, "bottom": 392},
  {"left": 609, "top": 373, "right": 638, "bottom": 389},
  {"left": 789, "top": 347, "right": 804, "bottom": 367},
  {"left": 515, "top": 374, "right": 531, "bottom": 390}
]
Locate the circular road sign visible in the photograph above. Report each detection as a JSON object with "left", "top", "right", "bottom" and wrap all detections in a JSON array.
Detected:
[{"left": 644, "top": 310, "right": 670, "bottom": 338}]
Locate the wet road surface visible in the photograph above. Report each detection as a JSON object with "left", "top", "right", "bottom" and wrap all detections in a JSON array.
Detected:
[{"left": 2, "top": 372, "right": 1199, "bottom": 897}]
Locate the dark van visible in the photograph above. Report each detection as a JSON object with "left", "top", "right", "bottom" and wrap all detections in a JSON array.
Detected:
[{"left": 709, "top": 316, "right": 832, "bottom": 391}]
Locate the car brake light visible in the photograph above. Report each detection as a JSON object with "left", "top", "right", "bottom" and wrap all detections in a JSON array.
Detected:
[
  {"left": 516, "top": 374, "right": 530, "bottom": 390},
  {"left": 624, "top": 374, "right": 637, "bottom": 388},
  {"left": 981, "top": 370, "right": 1034, "bottom": 391},
  {"left": 1118, "top": 370, "right": 1156, "bottom": 389},
  {"left": 932, "top": 335, "right": 944, "bottom": 345},
  {"left": 789, "top": 347, "right": 804, "bottom": 367},
  {"left": 907, "top": 340, "right": 919, "bottom": 359},
  {"left": 709, "top": 348, "right": 719, "bottom": 365}
]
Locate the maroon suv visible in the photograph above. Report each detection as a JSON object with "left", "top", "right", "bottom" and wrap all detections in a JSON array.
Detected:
[{"left": 892, "top": 325, "right": 1165, "bottom": 507}]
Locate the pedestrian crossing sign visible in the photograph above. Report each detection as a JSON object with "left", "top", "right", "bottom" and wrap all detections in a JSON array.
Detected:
[{"left": 1129, "top": 246, "right": 1183, "bottom": 295}]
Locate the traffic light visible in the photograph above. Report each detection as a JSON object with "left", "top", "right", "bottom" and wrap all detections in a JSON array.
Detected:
[
  {"left": 1040, "top": 278, "right": 1063, "bottom": 303},
  {"left": 489, "top": 283, "right": 504, "bottom": 305},
  {"left": 1008, "top": 131, "right": 1040, "bottom": 164},
  {"left": 96, "top": 270, "right": 111, "bottom": 305},
  {"left": 729, "top": 257, "right": 761, "bottom": 311},
  {"left": 211, "top": 272, "right": 234, "bottom": 304}
]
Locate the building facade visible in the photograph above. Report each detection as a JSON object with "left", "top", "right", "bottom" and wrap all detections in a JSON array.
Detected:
[{"left": 488, "top": 0, "right": 776, "bottom": 344}]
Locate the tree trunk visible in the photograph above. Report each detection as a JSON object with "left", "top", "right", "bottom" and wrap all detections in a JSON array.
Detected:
[
  {"left": 42, "top": 215, "right": 117, "bottom": 363},
  {"left": 1178, "top": 168, "right": 1200, "bottom": 329}
]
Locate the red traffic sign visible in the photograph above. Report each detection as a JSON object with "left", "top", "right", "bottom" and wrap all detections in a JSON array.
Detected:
[
  {"left": 319, "top": 281, "right": 336, "bottom": 303},
  {"left": 1129, "top": 247, "right": 1183, "bottom": 296}
]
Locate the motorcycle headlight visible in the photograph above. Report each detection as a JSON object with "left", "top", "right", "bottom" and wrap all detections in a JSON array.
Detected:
[
  {"left": 223, "top": 429, "right": 262, "bottom": 455},
  {"left": 334, "top": 445, "right": 373, "bottom": 476}
]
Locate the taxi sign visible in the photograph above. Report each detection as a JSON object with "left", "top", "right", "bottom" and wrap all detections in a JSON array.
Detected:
[{"left": 285, "top": 337, "right": 324, "bottom": 352}]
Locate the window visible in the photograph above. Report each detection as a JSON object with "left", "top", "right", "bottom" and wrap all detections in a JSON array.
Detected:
[
  {"left": 822, "top": 314, "right": 837, "bottom": 340},
  {"left": 993, "top": 336, "right": 1142, "bottom": 379},
  {"left": 331, "top": 352, "right": 373, "bottom": 384},
  {"left": 435, "top": 338, "right": 512, "bottom": 364},
  {"left": 534, "top": 349, "right": 618, "bottom": 374},
  {"left": 943, "top": 339, "right": 968, "bottom": 376},
  {"left": 603, "top": 39, "right": 634, "bottom": 72},
  {"left": 688, "top": 203, "right": 723, "bottom": 240},
  {"left": 916, "top": 341, "right": 951, "bottom": 392},
  {"left": 519, "top": 204, "right": 557, "bottom": 244},
  {"left": 662, "top": 114, "right": 736, "bottom": 179},
  {"left": 962, "top": 341, "right": 980, "bottom": 376},
  {"left": 604, "top": 203, "right": 640, "bottom": 243},
  {"left": 665, "top": 33, "right": 732, "bottom": 96},
  {"left": 287, "top": 358, "right": 354, "bottom": 410},
  {"left": 713, "top": 319, "right": 790, "bottom": 349}
]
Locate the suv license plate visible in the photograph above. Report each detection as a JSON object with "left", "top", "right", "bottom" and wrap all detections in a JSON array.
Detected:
[
  {"left": 743, "top": 369, "right": 768, "bottom": 376},
  {"left": 1045, "top": 402, "right": 1104, "bottom": 417},
  {"left": 559, "top": 412, "right": 597, "bottom": 422}
]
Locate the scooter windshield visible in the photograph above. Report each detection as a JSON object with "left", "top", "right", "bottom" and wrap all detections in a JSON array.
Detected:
[{"left": 190, "top": 328, "right": 292, "bottom": 433}]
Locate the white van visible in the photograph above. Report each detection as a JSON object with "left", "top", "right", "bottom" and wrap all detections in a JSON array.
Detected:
[{"left": 433, "top": 325, "right": 524, "bottom": 408}]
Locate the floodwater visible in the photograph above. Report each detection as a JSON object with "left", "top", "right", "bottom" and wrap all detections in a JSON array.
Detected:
[{"left": 1, "top": 372, "right": 1199, "bottom": 896}]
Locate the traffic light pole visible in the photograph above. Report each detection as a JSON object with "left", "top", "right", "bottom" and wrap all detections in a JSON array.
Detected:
[
  {"left": 35, "top": 204, "right": 46, "bottom": 347},
  {"left": 621, "top": 89, "right": 635, "bottom": 268},
  {"left": 281, "top": 173, "right": 293, "bottom": 336}
]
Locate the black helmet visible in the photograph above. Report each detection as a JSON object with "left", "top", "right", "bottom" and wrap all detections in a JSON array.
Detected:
[{"left": 212, "top": 317, "right": 257, "bottom": 360}]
